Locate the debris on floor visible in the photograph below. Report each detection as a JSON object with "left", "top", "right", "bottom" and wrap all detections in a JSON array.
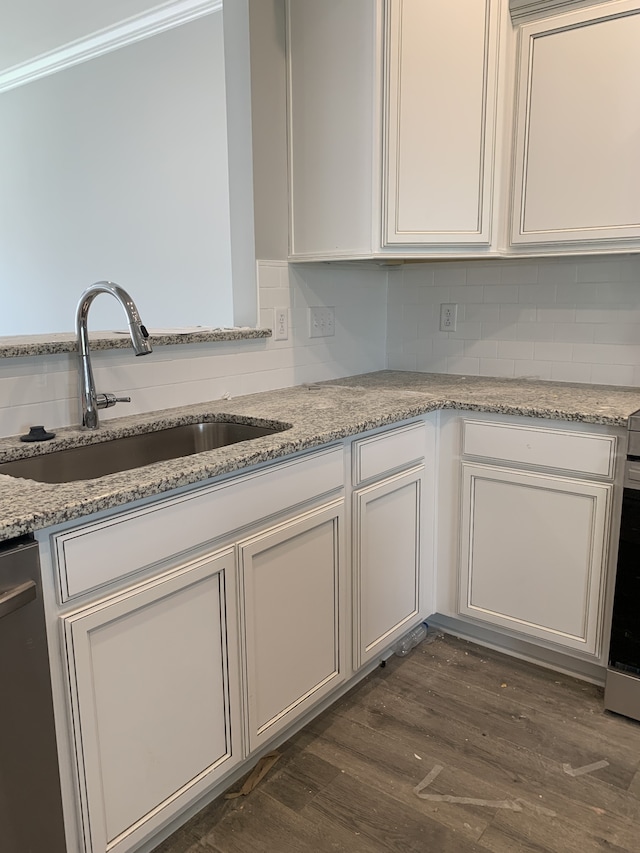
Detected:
[{"left": 224, "top": 751, "right": 281, "bottom": 799}]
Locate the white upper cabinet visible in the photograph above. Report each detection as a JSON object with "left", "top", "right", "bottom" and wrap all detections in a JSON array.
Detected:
[
  {"left": 510, "top": 0, "right": 640, "bottom": 250},
  {"left": 286, "top": 0, "right": 508, "bottom": 260},
  {"left": 383, "top": 0, "right": 500, "bottom": 247}
]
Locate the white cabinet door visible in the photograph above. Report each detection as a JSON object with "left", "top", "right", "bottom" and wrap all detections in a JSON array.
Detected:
[
  {"left": 383, "top": 0, "right": 500, "bottom": 246},
  {"left": 353, "top": 466, "right": 423, "bottom": 668},
  {"left": 511, "top": 0, "right": 640, "bottom": 249},
  {"left": 239, "top": 500, "right": 345, "bottom": 752},
  {"left": 62, "top": 548, "right": 241, "bottom": 853},
  {"left": 459, "top": 463, "right": 611, "bottom": 655}
]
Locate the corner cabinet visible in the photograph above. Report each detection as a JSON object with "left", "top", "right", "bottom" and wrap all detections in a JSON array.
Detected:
[
  {"left": 510, "top": 0, "right": 640, "bottom": 251},
  {"left": 62, "top": 548, "right": 242, "bottom": 853},
  {"left": 456, "top": 418, "right": 617, "bottom": 657},
  {"left": 286, "top": 0, "right": 508, "bottom": 260}
]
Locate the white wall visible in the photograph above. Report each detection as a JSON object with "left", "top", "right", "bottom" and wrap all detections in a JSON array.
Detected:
[
  {"left": 0, "top": 12, "right": 234, "bottom": 335},
  {"left": 387, "top": 254, "right": 640, "bottom": 387},
  {"left": 0, "top": 0, "right": 165, "bottom": 72},
  {"left": 248, "top": 0, "right": 289, "bottom": 262},
  {"left": 0, "top": 261, "right": 388, "bottom": 438}
]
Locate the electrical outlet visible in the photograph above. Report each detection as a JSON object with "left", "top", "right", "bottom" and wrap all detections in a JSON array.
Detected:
[
  {"left": 274, "top": 307, "right": 289, "bottom": 341},
  {"left": 439, "top": 303, "right": 458, "bottom": 332},
  {"left": 309, "top": 307, "right": 336, "bottom": 338}
]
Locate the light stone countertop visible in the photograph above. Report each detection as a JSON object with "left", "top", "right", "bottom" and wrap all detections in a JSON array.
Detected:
[
  {"left": 1, "top": 370, "right": 639, "bottom": 543},
  {"left": 0, "top": 327, "right": 271, "bottom": 358}
]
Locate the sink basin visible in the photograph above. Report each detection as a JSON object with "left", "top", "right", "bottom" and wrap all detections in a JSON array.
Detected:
[{"left": 0, "top": 420, "right": 289, "bottom": 484}]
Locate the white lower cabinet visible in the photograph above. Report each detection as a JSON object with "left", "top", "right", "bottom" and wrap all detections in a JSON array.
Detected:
[
  {"left": 353, "top": 466, "right": 424, "bottom": 668},
  {"left": 62, "top": 547, "right": 241, "bottom": 853},
  {"left": 238, "top": 499, "right": 345, "bottom": 752},
  {"left": 458, "top": 462, "right": 612, "bottom": 655}
]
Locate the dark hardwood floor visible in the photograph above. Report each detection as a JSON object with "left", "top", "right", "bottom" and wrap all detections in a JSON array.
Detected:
[{"left": 153, "top": 634, "right": 640, "bottom": 852}]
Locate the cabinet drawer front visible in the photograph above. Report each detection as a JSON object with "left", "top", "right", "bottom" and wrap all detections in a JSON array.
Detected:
[
  {"left": 55, "top": 447, "right": 343, "bottom": 601},
  {"left": 353, "top": 422, "right": 425, "bottom": 485},
  {"left": 462, "top": 420, "right": 615, "bottom": 477}
]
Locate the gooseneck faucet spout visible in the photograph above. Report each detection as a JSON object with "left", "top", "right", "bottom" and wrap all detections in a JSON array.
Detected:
[{"left": 76, "top": 281, "right": 152, "bottom": 429}]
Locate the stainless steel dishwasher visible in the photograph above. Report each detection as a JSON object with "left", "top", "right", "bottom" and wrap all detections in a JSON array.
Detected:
[
  {"left": 0, "top": 535, "right": 67, "bottom": 853},
  {"left": 605, "top": 409, "right": 640, "bottom": 722}
]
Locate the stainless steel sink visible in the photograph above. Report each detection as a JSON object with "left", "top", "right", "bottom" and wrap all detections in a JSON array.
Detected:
[{"left": 0, "top": 420, "right": 289, "bottom": 484}]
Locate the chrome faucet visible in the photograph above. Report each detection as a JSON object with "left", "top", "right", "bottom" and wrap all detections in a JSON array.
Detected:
[{"left": 76, "top": 281, "right": 152, "bottom": 429}]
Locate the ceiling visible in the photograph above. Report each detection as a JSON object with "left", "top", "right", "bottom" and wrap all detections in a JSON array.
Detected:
[{"left": 0, "top": 0, "right": 166, "bottom": 72}]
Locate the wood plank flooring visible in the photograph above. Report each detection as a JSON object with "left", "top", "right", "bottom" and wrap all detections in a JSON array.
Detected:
[{"left": 152, "top": 634, "right": 640, "bottom": 852}]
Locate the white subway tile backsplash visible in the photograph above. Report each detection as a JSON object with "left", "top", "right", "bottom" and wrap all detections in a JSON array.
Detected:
[
  {"left": 536, "top": 308, "right": 576, "bottom": 324},
  {"left": 447, "top": 356, "right": 480, "bottom": 374},
  {"left": 434, "top": 265, "right": 467, "bottom": 287},
  {"left": 594, "top": 324, "right": 640, "bottom": 345},
  {"left": 553, "top": 323, "right": 596, "bottom": 344},
  {"left": 464, "top": 304, "right": 500, "bottom": 322},
  {"left": 449, "top": 321, "right": 482, "bottom": 341},
  {"left": 3, "top": 254, "right": 639, "bottom": 439},
  {"left": 513, "top": 360, "right": 553, "bottom": 380},
  {"left": 499, "top": 305, "right": 537, "bottom": 323},
  {"left": 402, "top": 264, "right": 435, "bottom": 287},
  {"left": 480, "top": 358, "right": 515, "bottom": 377},
  {"left": 577, "top": 260, "right": 621, "bottom": 282},
  {"left": 483, "top": 284, "right": 520, "bottom": 303},
  {"left": 0, "top": 260, "right": 388, "bottom": 439},
  {"left": 590, "top": 364, "right": 636, "bottom": 386},
  {"left": 516, "top": 322, "right": 555, "bottom": 342},
  {"left": 496, "top": 340, "right": 534, "bottom": 361},
  {"left": 465, "top": 339, "right": 499, "bottom": 359},
  {"left": 466, "top": 263, "right": 501, "bottom": 286},
  {"left": 533, "top": 342, "right": 573, "bottom": 362},
  {"left": 551, "top": 362, "right": 592, "bottom": 383},
  {"left": 450, "top": 285, "right": 484, "bottom": 303},
  {"left": 519, "top": 283, "right": 557, "bottom": 304},
  {"left": 481, "top": 322, "right": 519, "bottom": 341},
  {"left": 259, "top": 287, "right": 292, "bottom": 310},
  {"left": 556, "top": 282, "right": 598, "bottom": 304},
  {"left": 386, "top": 254, "right": 640, "bottom": 388},
  {"left": 499, "top": 264, "right": 539, "bottom": 285},
  {"left": 537, "top": 261, "right": 576, "bottom": 285}
]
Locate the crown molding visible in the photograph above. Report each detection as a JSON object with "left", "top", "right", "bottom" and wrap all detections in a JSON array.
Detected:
[{"left": 0, "top": 0, "right": 223, "bottom": 94}]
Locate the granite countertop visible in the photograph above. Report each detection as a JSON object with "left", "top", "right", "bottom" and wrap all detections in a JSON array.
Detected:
[
  {"left": 0, "top": 327, "right": 271, "bottom": 358},
  {"left": 1, "top": 370, "right": 639, "bottom": 542}
]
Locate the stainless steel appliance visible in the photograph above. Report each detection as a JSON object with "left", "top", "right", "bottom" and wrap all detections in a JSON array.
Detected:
[
  {"left": 605, "top": 410, "right": 640, "bottom": 722},
  {"left": 0, "top": 536, "right": 67, "bottom": 852}
]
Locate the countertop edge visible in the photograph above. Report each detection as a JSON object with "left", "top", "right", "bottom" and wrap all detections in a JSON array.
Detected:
[{"left": 0, "top": 371, "right": 637, "bottom": 542}]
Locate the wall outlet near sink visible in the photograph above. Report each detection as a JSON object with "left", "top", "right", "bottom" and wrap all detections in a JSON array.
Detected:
[
  {"left": 439, "top": 303, "right": 458, "bottom": 332},
  {"left": 274, "top": 307, "right": 289, "bottom": 341}
]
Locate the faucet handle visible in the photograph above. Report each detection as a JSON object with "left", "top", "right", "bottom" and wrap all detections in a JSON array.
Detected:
[{"left": 96, "top": 393, "right": 132, "bottom": 410}]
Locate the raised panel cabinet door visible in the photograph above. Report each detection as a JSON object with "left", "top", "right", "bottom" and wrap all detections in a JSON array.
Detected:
[
  {"left": 239, "top": 500, "right": 345, "bottom": 753},
  {"left": 383, "top": 0, "right": 500, "bottom": 246},
  {"left": 62, "top": 548, "right": 241, "bottom": 853},
  {"left": 458, "top": 463, "right": 612, "bottom": 655},
  {"left": 511, "top": 0, "right": 640, "bottom": 248},
  {"left": 353, "top": 466, "right": 423, "bottom": 668}
]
